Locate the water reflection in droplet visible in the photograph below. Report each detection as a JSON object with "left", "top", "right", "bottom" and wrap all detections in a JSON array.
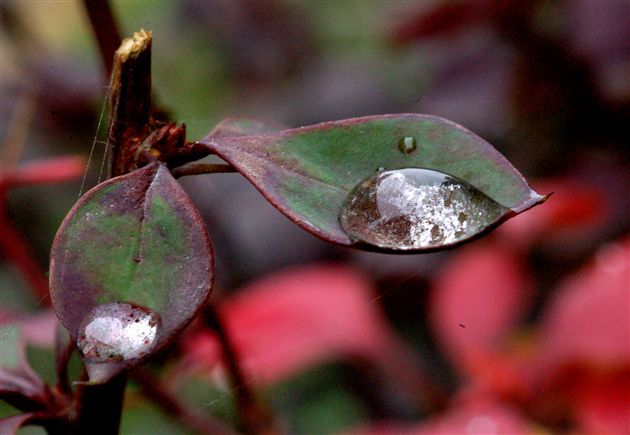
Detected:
[
  {"left": 77, "top": 302, "right": 161, "bottom": 362},
  {"left": 339, "top": 168, "right": 508, "bottom": 250},
  {"left": 397, "top": 136, "right": 417, "bottom": 154}
]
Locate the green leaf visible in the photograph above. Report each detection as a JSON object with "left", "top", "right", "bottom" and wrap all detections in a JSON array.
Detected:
[
  {"left": 49, "top": 162, "right": 213, "bottom": 382},
  {"left": 198, "top": 114, "right": 545, "bottom": 251}
]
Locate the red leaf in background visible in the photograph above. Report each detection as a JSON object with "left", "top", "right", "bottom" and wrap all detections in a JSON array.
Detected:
[
  {"left": 499, "top": 178, "right": 609, "bottom": 248},
  {"left": 181, "top": 264, "right": 403, "bottom": 386},
  {"left": 348, "top": 398, "right": 534, "bottom": 435},
  {"left": 568, "top": 368, "right": 630, "bottom": 435},
  {"left": 429, "top": 241, "right": 532, "bottom": 375},
  {"left": 531, "top": 237, "right": 630, "bottom": 434},
  {"left": 538, "top": 238, "right": 629, "bottom": 368},
  {"left": 0, "top": 156, "right": 85, "bottom": 189}
]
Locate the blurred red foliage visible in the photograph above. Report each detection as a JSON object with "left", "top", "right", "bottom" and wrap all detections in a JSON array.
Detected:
[
  {"left": 3, "top": 1, "right": 628, "bottom": 432},
  {"left": 176, "top": 176, "right": 628, "bottom": 433},
  {"left": 179, "top": 264, "right": 416, "bottom": 386},
  {"left": 0, "top": 156, "right": 84, "bottom": 302},
  {"left": 352, "top": 193, "right": 629, "bottom": 433},
  {"left": 3, "top": 149, "right": 626, "bottom": 434}
]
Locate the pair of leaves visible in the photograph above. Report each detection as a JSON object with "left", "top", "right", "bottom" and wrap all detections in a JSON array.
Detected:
[{"left": 49, "top": 114, "right": 543, "bottom": 382}]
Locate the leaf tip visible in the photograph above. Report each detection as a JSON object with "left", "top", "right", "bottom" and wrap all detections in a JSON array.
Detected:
[{"left": 511, "top": 189, "right": 551, "bottom": 213}]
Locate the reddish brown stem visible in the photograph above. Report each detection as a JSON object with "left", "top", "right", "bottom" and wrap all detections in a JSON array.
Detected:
[
  {"left": 172, "top": 163, "right": 236, "bottom": 178},
  {"left": 131, "top": 367, "right": 237, "bottom": 435},
  {"left": 108, "top": 30, "right": 154, "bottom": 177},
  {"left": 105, "top": 31, "right": 209, "bottom": 176},
  {"left": 0, "top": 213, "right": 49, "bottom": 303},
  {"left": 203, "top": 305, "right": 277, "bottom": 435},
  {"left": 75, "top": 373, "right": 127, "bottom": 434}
]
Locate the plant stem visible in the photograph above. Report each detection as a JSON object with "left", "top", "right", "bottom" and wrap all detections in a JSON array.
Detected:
[
  {"left": 131, "top": 367, "right": 237, "bottom": 435},
  {"left": 172, "top": 163, "right": 236, "bottom": 178},
  {"left": 82, "top": 0, "right": 122, "bottom": 78},
  {"left": 203, "top": 305, "right": 277, "bottom": 435},
  {"left": 105, "top": 31, "right": 208, "bottom": 176},
  {"left": 54, "top": 329, "right": 74, "bottom": 397},
  {"left": 0, "top": 217, "right": 50, "bottom": 303},
  {"left": 75, "top": 373, "right": 127, "bottom": 434},
  {"left": 107, "top": 30, "right": 154, "bottom": 177},
  {"left": 1, "top": 92, "right": 35, "bottom": 168}
]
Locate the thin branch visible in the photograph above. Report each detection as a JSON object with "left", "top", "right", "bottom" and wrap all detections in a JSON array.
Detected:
[
  {"left": 172, "top": 163, "right": 236, "bottom": 178},
  {"left": 1, "top": 91, "right": 36, "bottom": 169},
  {"left": 131, "top": 367, "right": 237, "bottom": 435},
  {"left": 203, "top": 305, "right": 278, "bottom": 435},
  {"left": 82, "top": 0, "right": 122, "bottom": 78},
  {"left": 0, "top": 218, "right": 50, "bottom": 303}
]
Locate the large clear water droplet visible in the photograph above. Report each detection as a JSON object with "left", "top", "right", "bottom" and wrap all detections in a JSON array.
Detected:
[
  {"left": 77, "top": 302, "right": 161, "bottom": 362},
  {"left": 339, "top": 168, "right": 509, "bottom": 250}
]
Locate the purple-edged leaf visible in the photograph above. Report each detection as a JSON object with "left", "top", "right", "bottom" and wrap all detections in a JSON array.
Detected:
[
  {"left": 0, "top": 413, "right": 35, "bottom": 435},
  {"left": 198, "top": 114, "right": 545, "bottom": 251},
  {"left": 0, "top": 325, "right": 48, "bottom": 411},
  {"left": 49, "top": 162, "right": 213, "bottom": 383}
]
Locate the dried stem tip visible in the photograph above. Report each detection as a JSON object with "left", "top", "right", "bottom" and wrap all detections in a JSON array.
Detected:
[
  {"left": 108, "top": 29, "right": 153, "bottom": 177},
  {"left": 115, "top": 29, "right": 152, "bottom": 62}
]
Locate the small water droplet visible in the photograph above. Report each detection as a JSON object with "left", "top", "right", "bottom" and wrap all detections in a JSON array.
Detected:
[
  {"left": 376, "top": 166, "right": 385, "bottom": 172},
  {"left": 339, "top": 168, "right": 508, "bottom": 250},
  {"left": 397, "top": 136, "right": 417, "bottom": 154},
  {"left": 77, "top": 302, "right": 161, "bottom": 362}
]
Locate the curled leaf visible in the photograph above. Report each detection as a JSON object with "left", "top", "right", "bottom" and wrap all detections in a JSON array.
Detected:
[
  {"left": 49, "top": 162, "right": 213, "bottom": 383},
  {"left": 0, "top": 325, "right": 48, "bottom": 411},
  {"left": 198, "top": 114, "right": 544, "bottom": 252},
  {"left": 0, "top": 412, "right": 36, "bottom": 435}
]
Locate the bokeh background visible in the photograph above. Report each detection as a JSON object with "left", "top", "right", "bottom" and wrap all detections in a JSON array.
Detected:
[{"left": 1, "top": 1, "right": 629, "bottom": 434}]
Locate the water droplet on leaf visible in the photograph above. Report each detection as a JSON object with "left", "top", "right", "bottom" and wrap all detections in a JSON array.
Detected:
[
  {"left": 397, "top": 136, "right": 417, "bottom": 154},
  {"left": 339, "top": 168, "right": 509, "bottom": 250},
  {"left": 77, "top": 302, "right": 161, "bottom": 362}
]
